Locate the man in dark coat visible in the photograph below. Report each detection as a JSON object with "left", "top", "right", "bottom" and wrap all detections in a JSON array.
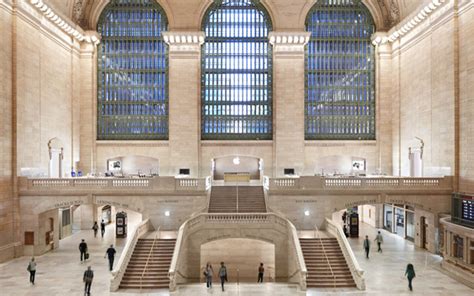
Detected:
[
  {"left": 105, "top": 244, "right": 116, "bottom": 271},
  {"left": 79, "top": 239, "right": 88, "bottom": 262},
  {"left": 83, "top": 266, "right": 94, "bottom": 295}
]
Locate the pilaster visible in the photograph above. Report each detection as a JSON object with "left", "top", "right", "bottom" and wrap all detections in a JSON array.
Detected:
[
  {"left": 78, "top": 32, "right": 100, "bottom": 174},
  {"left": 163, "top": 32, "right": 204, "bottom": 177},
  {"left": 269, "top": 32, "right": 310, "bottom": 177}
]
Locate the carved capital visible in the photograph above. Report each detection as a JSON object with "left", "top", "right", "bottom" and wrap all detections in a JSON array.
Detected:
[
  {"left": 268, "top": 32, "right": 311, "bottom": 56},
  {"left": 162, "top": 31, "right": 205, "bottom": 53}
]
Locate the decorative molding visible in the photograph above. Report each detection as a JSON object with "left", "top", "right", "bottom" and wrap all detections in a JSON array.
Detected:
[
  {"left": 162, "top": 31, "right": 205, "bottom": 53},
  {"left": 304, "top": 140, "right": 377, "bottom": 147},
  {"left": 28, "top": 0, "right": 98, "bottom": 45},
  {"left": 373, "top": 0, "right": 448, "bottom": 46},
  {"left": 269, "top": 32, "right": 311, "bottom": 56}
]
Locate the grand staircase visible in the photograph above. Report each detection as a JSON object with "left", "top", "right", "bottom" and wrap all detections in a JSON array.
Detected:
[
  {"left": 208, "top": 186, "right": 266, "bottom": 213},
  {"left": 300, "top": 237, "right": 356, "bottom": 288},
  {"left": 119, "top": 238, "right": 176, "bottom": 289}
]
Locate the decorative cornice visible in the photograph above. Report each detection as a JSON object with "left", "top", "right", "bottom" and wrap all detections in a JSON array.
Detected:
[
  {"left": 162, "top": 31, "right": 205, "bottom": 54},
  {"left": 269, "top": 32, "right": 311, "bottom": 56},
  {"left": 28, "top": 0, "right": 98, "bottom": 45},
  {"left": 373, "top": 0, "right": 448, "bottom": 46}
]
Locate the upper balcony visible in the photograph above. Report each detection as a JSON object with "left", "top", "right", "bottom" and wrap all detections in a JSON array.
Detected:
[
  {"left": 264, "top": 176, "right": 454, "bottom": 195},
  {"left": 19, "top": 175, "right": 453, "bottom": 197},
  {"left": 18, "top": 176, "right": 211, "bottom": 196}
]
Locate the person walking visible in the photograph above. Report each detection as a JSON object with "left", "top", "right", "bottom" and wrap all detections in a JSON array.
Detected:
[
  {"left": 79, "top": 239, "right": 88, "bottom": 262},
  {"left": 27, "top": 257, "right": 37, "bottom": 285},
  {"left": 374, "top": 231, "right": 384, "bottom": 253},
  {"left": 83, "top": 266, "right": 94, "bottom": 295},
  {"left": 257, "top": 262, "right": 264, "bottom": 283},
  {"left": 218, "top": 262, "right": 228, "bottom": 291},
  {"left": 92, "top": 222, "right": 99, "bottom": 238},
  {"left": 405, "top": 263, "right": 416, "bottom": 291},
  {"left": 363, "top": 235, "right": 371, "bottom": 259},
  {"left": 100, "top": 220, "right": 106, "bottom": 238},
  {"left": 104, "top": 244, "right": 116, "bottom": 271},
  {"left": 204, "top": 263, "right": 213, "bottom": 288}
]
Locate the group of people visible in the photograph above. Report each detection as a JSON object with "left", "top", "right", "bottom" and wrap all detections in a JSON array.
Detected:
[
  {"left": 92, "top": 220, "right": 106, "bottom": 238},
  {"left": 203, "top": 262, "right": 266, "bottom": 291}
]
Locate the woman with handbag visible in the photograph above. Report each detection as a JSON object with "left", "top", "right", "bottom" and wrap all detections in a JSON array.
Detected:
[{"left": 27, "top": 257, "right": 36, "bottom": 285}]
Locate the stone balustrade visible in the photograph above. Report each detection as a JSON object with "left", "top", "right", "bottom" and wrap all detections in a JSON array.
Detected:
[
  {"left": 19, "top": 176, "right": 209, "bottom": 194},
  {"left": 326, "top": 218, "right": 365, "bottom": 290},
  {"left": 110, "top": 219, "right": 153, "bottom": 292},
  {"left": 267, "top": 176, "right": 453, "bottom": 193}
]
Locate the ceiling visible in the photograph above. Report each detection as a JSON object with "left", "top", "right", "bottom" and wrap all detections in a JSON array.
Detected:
[{"left": 46, "top": 0, "right": 425, "bottom": 31}]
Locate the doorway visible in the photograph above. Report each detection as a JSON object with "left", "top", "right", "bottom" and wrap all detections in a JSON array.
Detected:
[{"left": 420, "top": 216, "right": 427, "bottom": 249}]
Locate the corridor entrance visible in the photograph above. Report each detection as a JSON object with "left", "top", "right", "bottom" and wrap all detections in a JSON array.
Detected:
[{"left": 200, "top": 238, "right": 275, "bottom": 283}]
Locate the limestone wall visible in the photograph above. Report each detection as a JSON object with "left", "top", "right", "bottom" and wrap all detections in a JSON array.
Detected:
[
  {"left": 458, "top": 1, "right": 474, "bottom": 192},
  {"left": 0, "top": 0, "right": 18, "bottom": 263},
  {"left": 391, "top": 4, "right": 456, "bottom": 177},
  {"left": 15, "top": 5, "right": 80, "bottom": 177}
]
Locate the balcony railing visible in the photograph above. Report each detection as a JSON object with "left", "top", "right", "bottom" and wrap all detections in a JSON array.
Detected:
[
  {"left": 266, "top": 176, "right": 453, "bottom": 192},
  {"left": 20, "top": 176, "right": 210, "bottom": 194}
]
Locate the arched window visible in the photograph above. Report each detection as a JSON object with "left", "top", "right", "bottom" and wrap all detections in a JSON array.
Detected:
[
  {"left": 97, "top": 0, "right": 168, "bottom": 140},
  {"left": 201, "top": 0, "right": 273, "bottom": 140},
  {"left": 305, "top": 0, "right": 375, "bottom": 140}
]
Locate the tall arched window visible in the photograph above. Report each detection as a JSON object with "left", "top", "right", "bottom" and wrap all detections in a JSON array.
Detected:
[
  {"left": 97, "top": 0, "right": 168, "bottom": 140},
  {"left": 201, "top": 0, "right": 273, "bottom": 140},
  {"left": 305, "top": 0, "right": 375, "bottom": 140}
]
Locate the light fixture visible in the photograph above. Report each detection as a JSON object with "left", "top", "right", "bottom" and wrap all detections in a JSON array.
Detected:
[
  {"left": 304, "top": 210, "right": 310, "bottom": 216},
  {"left": 233, "top": 157, "right": 240, "bottom": 165},
  {"left": 165, "top": 211, "right": 170, "bottom": 217}
]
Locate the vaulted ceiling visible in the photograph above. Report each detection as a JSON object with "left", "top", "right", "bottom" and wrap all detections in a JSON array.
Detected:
[{"left": 46, "top": 0, "right": 425, "bottom": 31}]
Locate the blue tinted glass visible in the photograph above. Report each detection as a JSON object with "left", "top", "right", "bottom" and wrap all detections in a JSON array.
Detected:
[
  {"left": 97, "top": 0, "right": 168, "bottom": 140},
  {"left": 305, "top": 0, "right": 375, "bottom": 140},
  {"left": 201, "top": 0, "right": 273, "bottom": 140}
]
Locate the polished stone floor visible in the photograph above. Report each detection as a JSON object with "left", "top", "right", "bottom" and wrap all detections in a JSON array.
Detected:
[{"left": 0, "top": 222, "right": 472, "bottom": 296}]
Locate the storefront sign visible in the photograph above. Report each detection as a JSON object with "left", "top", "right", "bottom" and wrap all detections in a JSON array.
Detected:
[
  {"left": 344, "top": 199, "right": 376, "bottom": 208},
  {"left": 97, "top": 199, "right": 129, "bottom": 209},
  {"left": 387, "top": 198, "right": 425, "bottom": 209},
  {"left": 54, "top": 200, "right": 84, "bottom": 208}
]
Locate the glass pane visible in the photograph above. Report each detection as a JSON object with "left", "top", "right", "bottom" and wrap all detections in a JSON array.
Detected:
[
  {"left": 97, "top": 0, "right": 168, "bottom": 140},
  {"left": 201, "top": 0, "right": 273, "bottom": 140},
  {"left": 305, "top": 0, "right": 375, "bottom": 140}
]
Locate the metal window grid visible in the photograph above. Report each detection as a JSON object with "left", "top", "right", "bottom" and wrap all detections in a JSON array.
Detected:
[
  {"left": 201, "top": 0, "right": 273, "bottom": 140},
  {"left": 305, "top": 0, "right": 376, "bottom": 140},
  {"left": 97, "top": 0, "right": 169, "bottom": 140}
]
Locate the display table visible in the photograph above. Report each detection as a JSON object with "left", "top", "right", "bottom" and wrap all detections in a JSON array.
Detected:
[{"left": 224, "top": 172, "right": 251, "bottom": 182}]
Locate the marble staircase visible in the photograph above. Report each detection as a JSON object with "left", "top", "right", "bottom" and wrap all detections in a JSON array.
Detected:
[
  {"left": 208, "top": 186, "right": 266, "bottom": 213},
  {"left": 119, "top": 238, "right": 176, "bottom": 289},
  {"left": 300, "top": 237, "right": 356, "bottom": 288}
]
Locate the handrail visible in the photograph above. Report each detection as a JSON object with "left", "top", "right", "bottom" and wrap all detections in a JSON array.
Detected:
[
  {"left": 140, "top": 227, "right": 160, "bottom": 291},
  {"left": 325, "top": 218, "right": 365, "bottom": 290},
  {"left": 110, "top": 219, "right": 151, "bottom": 292},
  {"left": 314, "top": 224, "right": 336, "bottom": 288}
]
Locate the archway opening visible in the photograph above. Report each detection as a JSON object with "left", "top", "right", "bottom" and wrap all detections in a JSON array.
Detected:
[{"left": 200, "top": 238, "right": 275, "bottom": 282}]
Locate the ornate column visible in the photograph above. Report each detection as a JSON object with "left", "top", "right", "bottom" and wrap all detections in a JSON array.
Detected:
[
  {"left": 163, "top": 32, "right": 204, "bottom": 177},
  {"left": 269, "top": 32, "right": 310, "bottom": 177}
]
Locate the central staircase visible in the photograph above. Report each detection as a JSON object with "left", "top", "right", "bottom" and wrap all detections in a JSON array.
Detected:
[
  {"left": 208, "top": 186, "right": 266, "bottom": 213},
  {"left": 119, "top": 238, "right": 176, "bottom": 289},
  {"left": 300, "top": 237, "right": 356, "bottom": 288}
]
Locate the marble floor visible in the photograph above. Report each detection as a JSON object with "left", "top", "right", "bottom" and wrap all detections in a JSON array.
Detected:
[{"left": 0, "top": 222, "right": 472, "bottom": 296}]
